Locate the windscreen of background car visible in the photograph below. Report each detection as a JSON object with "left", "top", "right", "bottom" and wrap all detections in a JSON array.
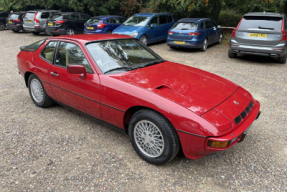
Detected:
[
  {"left": 123, "top": 16, "right": 150, "bottom": 26},
  {"left": 86, "top": 39, "right": 163, "bottom": 73},
  {"left": 239, "top": 16, "right": 282, "bottom": 31},
  {"left": 171, "top": 22, "right": 198, "bottom": 30},
  {"left": 86, "top": 18, "right": 102, "bottom": 24}
]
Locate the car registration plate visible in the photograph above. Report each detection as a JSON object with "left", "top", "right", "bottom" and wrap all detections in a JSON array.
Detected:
[
  {"left": 249, "top": 33, "right": 267, "bottom": 38},
  {"left": 48, "top": 23, "right": 53, "bottom": 26},
  {"left": 9, "top": 21, "right": 12, "bottom": 23},
  {"left": 174, "top": 41, "right": 185, "bottom": 44},
  {"left": 26, "top": 20, "right": 32, "bottom": 23},
  {"left": 87, "top": 27, "right": 94, "bottom": 30}
]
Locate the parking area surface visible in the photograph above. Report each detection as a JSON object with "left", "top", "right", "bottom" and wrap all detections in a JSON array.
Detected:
[{"left": 0, "top": 30, "right": 286, "bottom": 191}]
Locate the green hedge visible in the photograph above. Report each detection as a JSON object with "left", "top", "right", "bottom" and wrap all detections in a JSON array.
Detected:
[{"left": 218, "top": 11, "right": 243, "bottom": 27}]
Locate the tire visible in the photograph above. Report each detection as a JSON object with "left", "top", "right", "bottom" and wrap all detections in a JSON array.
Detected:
[
  {"left": 28, "top": 74, "right": 53, "bottom": 108},
  {"left": 32, "top": 32, "right": 40, "bottom": 35},
  {"left": 66, "top": 28, "right": 75, "bottom": 35},
  {"left": 228, "top": 48, "right": 237, "bottom": 58},
  {"left": 200, "top": 38, "right": 208, "bottom": 51},
  {"left": 128, "top": 109, "right": 180, "bottom": 165},
  {"left": 277, "top": 54, "right": 286, "bottom": 64},
  {"left": 12, "top": 29, "right": 19, "bottom": 33},
  {"left": 106, "top": 31, "right": 112, "bottom": 34},
  {"left": 139, "top": 35, "right": 148, "bottom": 45},
  {"left": 0, "top": 22, "right": 5, "bottom": 31},
  {"left": 218, "top": 34, "right": 223, "bottom": 44},
  {"left": 22, "top": 28, "right": 27, "bottom": 33}
]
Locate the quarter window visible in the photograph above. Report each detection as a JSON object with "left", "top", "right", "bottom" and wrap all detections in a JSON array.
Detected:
[
  {"left": 55, "top": 42, "right": 93, "bottom": 73},
  {"left": 40, "top": 41, "right": 57, "bottom": 63}
]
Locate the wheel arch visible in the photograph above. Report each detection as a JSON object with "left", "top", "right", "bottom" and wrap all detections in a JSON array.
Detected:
[{"left": 24, "top": 71, "right": 34, "bottom": 87}]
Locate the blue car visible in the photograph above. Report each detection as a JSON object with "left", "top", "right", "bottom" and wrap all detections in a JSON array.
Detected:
[
  {"left": 167, "top": 18, "right": 223, "bottom": 51},
  {"left": 84, "top": 15, "right": 126, "bottom": 34},
  {"left": 112, "top": 13, "right": 175, "bottom": 45}
]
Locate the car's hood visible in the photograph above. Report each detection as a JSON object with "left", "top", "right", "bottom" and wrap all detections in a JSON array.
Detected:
[
  {"left": 113, "top": 25, "right": 142, "bottom": 34},
  {"left": 111, "top": 61, "right": 239, "bottom": 115}
]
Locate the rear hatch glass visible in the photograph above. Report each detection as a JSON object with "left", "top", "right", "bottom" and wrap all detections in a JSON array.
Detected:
[
  {"left": 85, "top": 18, "right": 103, "bottom": 30},
  {"left": 9, "top": 14, "right": 20, "bottom": 20},
  {"left": 47, "top": 14, "right": 69, "bottom": 26},
  {"left": 23, "top": 12, "right": 36, "bottom": 27},
  {"left": 87, "top": 18, "right": 102, "bottom": 24},
  {"left": 171, "top": 22, "right": 198, "bottom": 30},
  {"left": 236, "top": 16, "right": 283, "bottom": 46},
  {"left": 170, "top": 22, "right": 198, "bottom": 40}
]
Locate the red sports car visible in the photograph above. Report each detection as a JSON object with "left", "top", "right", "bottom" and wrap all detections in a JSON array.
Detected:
[{"left": 17, "top": 34, "right": 261, "bottom": 165}]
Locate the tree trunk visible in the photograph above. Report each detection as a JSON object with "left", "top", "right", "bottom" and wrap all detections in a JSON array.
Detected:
[{"left": 208, "top": 0, "right": 222, "bottom": 23}]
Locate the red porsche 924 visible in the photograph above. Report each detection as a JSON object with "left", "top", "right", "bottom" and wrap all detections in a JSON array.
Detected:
[{"left": 17, "top": 34, "right": 261, "bottom": 165}]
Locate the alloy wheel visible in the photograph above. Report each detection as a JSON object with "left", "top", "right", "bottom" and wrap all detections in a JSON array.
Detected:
[{"left": 30, "top": 79, "right": 44, "bottom": 103}]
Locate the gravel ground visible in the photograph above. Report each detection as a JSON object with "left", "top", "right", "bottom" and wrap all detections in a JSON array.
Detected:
[{"left": 0, "top": 30, "right": 286, "bottom": 191}]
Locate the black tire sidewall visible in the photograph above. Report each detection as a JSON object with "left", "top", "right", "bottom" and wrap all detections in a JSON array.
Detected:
[
  {"left": 140, "top": 35, "right": 148, "bottom": 45},
  {"left": 128, "top": 110, "right": 176, "bottom": 165},
  {"left": 66, "top": 28, "right": 74, "bottom": 35},
  {"left": 28, "top": 74, "right": 49, "bottom": 107},
  {"left": 0, "top": 22, "right": 5, "bottom": 30}
]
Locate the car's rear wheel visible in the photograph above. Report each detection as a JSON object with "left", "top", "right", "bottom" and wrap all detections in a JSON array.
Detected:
[
  {"left": 28, "top": 74, "right": 53, "bottom": 108},
  {"left": 277, "top": 54, "right": 286, "bottom": 64},
  {"left": 200, "top": 38, "right": 208, "bottom": 51},
  {"left": 0, "top": 22, "right": 5, "bottom": 31},
  {"left": 128, "top": 109, "right": 180, "bottom": 165},
  {"left": 12, "top": 29, "right": 19, "bottom": 33},
  {"left": 66, "top": 28, "right": 75, "bottom": 35},
  {"left": 106, "top": 31, "right": 112, "bottom": 34},
  {"left": 139, "top": 35, "right": 148, "bottom": 45},
  {"left": 32, "top": 32, "right": 40, "bottom": 35},
  {"left": 228, "top": 48, "right": 237, "bottom": 58}
]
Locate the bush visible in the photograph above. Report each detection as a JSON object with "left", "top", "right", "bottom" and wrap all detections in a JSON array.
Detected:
[{"left": 218, "top": 11, "right": 243, "bottom": 27}]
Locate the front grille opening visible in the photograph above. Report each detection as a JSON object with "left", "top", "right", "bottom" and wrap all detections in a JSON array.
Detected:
[
  {"left": 246, "top": 106, "right": 251, "bottom": 113},
  {"left": 234, "top": 116, "right": 242, "bottom": 125},
  {"left": 249, "top": 101, "right": 253, "bottom": 108},
  {"left": 241, "top": 111, "right": 247, "bottom": 119}
]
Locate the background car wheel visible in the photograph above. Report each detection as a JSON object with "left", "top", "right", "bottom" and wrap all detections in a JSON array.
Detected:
[
  {"left": 0, "top": 22, "right": 5, "bottom": 31},
  {"left": 106, "top": 31, "right": 112, "bottom": 34},
  {"left": 277, "top": 54, "right": 286, "bottom": 64},
  {"left": 66, "top": 28, "right": 75, "bottom": 35},
  {"left": 218, "top": 34, "right": 223, "bottom": 44},
  {"left": 32, "top": 32, "right": 40, "bottom": 35},
  {"left": 22, "top": 28, "right": 27, "bottom": 33},
  {"left": 139, "top": 35, "right": 148, "bottom": 45},
  {"left": 200, "top": 38, "right": 208, "bottom": 51},
  {"left": 228, "top": 49, "right": 237, "bottom": 58},
  {"left": 128, "top": 109, "right": 180, "bottom": 165},
  {"left": 12, "top": 29, "right": 19, "bottom": 33},
  {"left": 28, "top": 74, "right": 53, "bottom": 108}
]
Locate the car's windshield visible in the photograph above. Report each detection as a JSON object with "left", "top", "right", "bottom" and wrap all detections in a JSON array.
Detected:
[
  {"left": 123, "top": 16, "right": 150, "bottom": 26},
  {"left": 86, "top": 39, "right": 164, "bottom": 74},
  {"left": 171, "top": 22, "right": 198, "bottom": 30}
]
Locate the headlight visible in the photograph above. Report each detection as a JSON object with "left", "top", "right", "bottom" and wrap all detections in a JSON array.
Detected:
[{"left": 129, "top": 32, "right": 138, "bottom": 38}]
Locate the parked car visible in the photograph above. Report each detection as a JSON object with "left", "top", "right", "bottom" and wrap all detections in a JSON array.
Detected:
[
  {"left": 228, "top": 12, "right": 287, "bottom": 64},
  {"left": 17, "top": 34, "right": 261, "bottom": 165},
  {"left": 46, "top": 12, "right": 91, "bottom": 35},
  {"left": 23, "top": 10, "right": 60, "bottom": 35},
  {"left": 112, "top": 13, "right": 175, "bottom": 45},
  {"left": 6, "top": 11, "right": 26, "bottom": 32},
  {"left": 84, "top": 15, "right": 126, "bottom": 34},
  {"left": 167, "top": 18, "right": 223, "bottom": 51},
  {"left": 0, "top": 12, "right": 9, "bottom": 31}
]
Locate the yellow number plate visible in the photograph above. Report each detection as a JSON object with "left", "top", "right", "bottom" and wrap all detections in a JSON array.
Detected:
[
  {"left": 48, "top": 23, "right": 53, "bottom": 26},
  {"left": 174, "top": 41, "right": 185, "bottom": 44},
  {"left": 249, "top": 33, "right": 267, "bottom": 38},
  {"left": 9, "top": 21, "right": 12, "bottom": 23},
  {"left": 87, "top": 27, "right": 94, "bottom": 30},
  {"left": 26, "top": 20, "right": 32, "bottom": 23}
]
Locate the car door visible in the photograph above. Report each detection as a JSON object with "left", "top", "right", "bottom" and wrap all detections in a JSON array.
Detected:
[
  {"left": 49, "top": 40, "right": 101, "bottom": 119},
  {"left": 80, "top": 13, "right": 91, "bottom": 32},
  {"left": 205, "top": 20, "right": 217, "bottom": 44},
  {"left": 145, "top": 16, "right": 160, "bottom": 43},
  {"left": 70, "top": 13, "right": 82, "bottom": 33},
  {"left": 158, "top": 15, "right": 170, "bottom": 40}
]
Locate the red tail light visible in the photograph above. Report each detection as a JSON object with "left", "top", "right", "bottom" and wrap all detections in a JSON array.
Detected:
[
  {"left": 97, "top": 22, "right": 107, "bottom": 28},
  {"left": 34, "top": 11, "right": 40, "bottom": 23},
  {"left": 280, "top": 19, "right": 287, "bottom": 41},
  {"left": 22, "top": 13, "right": 27, "bottom": 18},
  {"left": 54, "top": 20, "right": 66, "bottom": 24},
  {"left": 188, "top": 32, "right": 200, "bottom": 36},
  {"left": 231, "top": 18, "right": 243, "bottom": 38},
  {"left": 13, "top": 20, "right": 20, "bottom": 23},
  {"left": 168, "top": 31, "right": 174, "bottom": 35}
]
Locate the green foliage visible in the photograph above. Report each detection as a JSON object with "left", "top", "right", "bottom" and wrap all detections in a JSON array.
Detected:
[{"left": 218, "top": 11, "right": 242, "bottom": 27}]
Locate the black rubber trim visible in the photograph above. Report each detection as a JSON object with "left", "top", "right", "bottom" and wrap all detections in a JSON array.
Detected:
[{"left": 176, "top": 129, "right": 206, "bottom": 138}]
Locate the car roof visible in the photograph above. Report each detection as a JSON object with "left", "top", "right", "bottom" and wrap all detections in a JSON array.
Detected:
[
  {"left": 177, "top": 18, "right": 210, "bottom": 22},
  {"left": 134, "top": 13, "right": 172, "bottom": 17},
  {"left": 48, "top": 34, "right": 134, "bottom": 44},
  {"left": 244, "top": 12, "right": 285, "bottom": 18},
  {"left": 93, "top": 15, "right": 124, "bottom": 19}
]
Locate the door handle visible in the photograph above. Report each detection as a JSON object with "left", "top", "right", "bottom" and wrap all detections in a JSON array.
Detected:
[{"left": 50, "top": 72, "right": 59, "bottom": 77}]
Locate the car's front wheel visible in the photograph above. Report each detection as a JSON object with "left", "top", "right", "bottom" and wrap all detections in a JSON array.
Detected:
[
  {"left": 0, "top": 22, "right": 5, "bottom": 31},
  {"left": 277, "top": 54, "right": 286, "bottom": 64},
  {"left": 28, "top": 74, "right": 53, "bottom": 108},
  {"left": 139, "top": 35, "right": 148, "bottom": 45},
  {"left": 66, "top": 28, "right": 75, "bottom": 35},
  {"left": 128, "top": 109, "right": 180, "bottom": 165}
]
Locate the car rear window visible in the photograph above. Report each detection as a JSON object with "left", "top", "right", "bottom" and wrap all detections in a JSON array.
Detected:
[
  {"left": 87, "top": 18, "right": 102, "bottom": 24},
  {"left": 25, "top": 12, "right": 36, "bottom": 19},
  {"left": 21, "top": 39, "right": 46, "bottom": 52},
  {"left": 49, "top": 14, "right": 69, "bottom": 20},
  {"left": 9, "top": 14, "right": 20, "bottom": 20},
  {"left": 239, "top": 16, "right": 282, "bottom": 31},
  {"left": 171, "top": 22, "right": 198, "bottom": 30}
]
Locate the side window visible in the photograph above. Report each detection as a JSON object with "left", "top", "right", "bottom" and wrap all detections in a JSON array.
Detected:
[
  {"left": 200, "top": 22, "right": 205, "bottom": 29},
  {"left": 159, "top": 15, "right": 168, "bottom": 25},
  {"left": 120, "top": 18, "right": 126, "bottom": 23},
  {"left": 41, "top": 12, "right": 49, "bottom": 19},
  {"left": 40, "top": 41, "right": 57, "bottom": 63},
  {"left": 112, "top": 18, "right": 120, "bottom": 24},
  {"left": 55, "top": 42, "right": 93, "bottom": 73},
  {"left": 149, "top": 16, "right": 158, "bottom": 27},
  {"left": 105, "top": 19, "right": 111, "bottom": 24},
  {"left": 81, "top": 14, "right": 90, "bottom": 21},
  {"left": 71, "top": 13, "right": 80, "bottom": 20},
  {"left": 210, "top": 21, "right": 217, "bottom": 28},
  {"left": 205, "top": 21, "right": 212, "bottom": 28}
]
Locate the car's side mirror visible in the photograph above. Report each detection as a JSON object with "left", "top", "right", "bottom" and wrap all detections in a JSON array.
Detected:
[
  {"left": 67, "top": 65, "right": 86, "bottom": 79},
  {"left": 150, "top": 24, "right": 154, "bottom": 28},
  {"left": 217, "top": 25, "right": 221, "bottom": 28}
]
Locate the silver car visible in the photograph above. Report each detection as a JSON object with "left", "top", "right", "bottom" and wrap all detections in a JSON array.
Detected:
[
  {"left": 23, "top": 10, "right": 60, "bottom": 35},
  {"left": 228, "top": 12, "right": 287, "bottom": 64}
]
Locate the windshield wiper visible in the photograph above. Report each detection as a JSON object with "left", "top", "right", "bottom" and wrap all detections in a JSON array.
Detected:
[
  {"left": 258, "top": 26, "right": 274, "bottom": 30},
  {"left": 136, "top": 60, "right": 165, "bottom": 69},
  {"left": 104, "top": 66, "right": 132, "bottom": 74}
]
